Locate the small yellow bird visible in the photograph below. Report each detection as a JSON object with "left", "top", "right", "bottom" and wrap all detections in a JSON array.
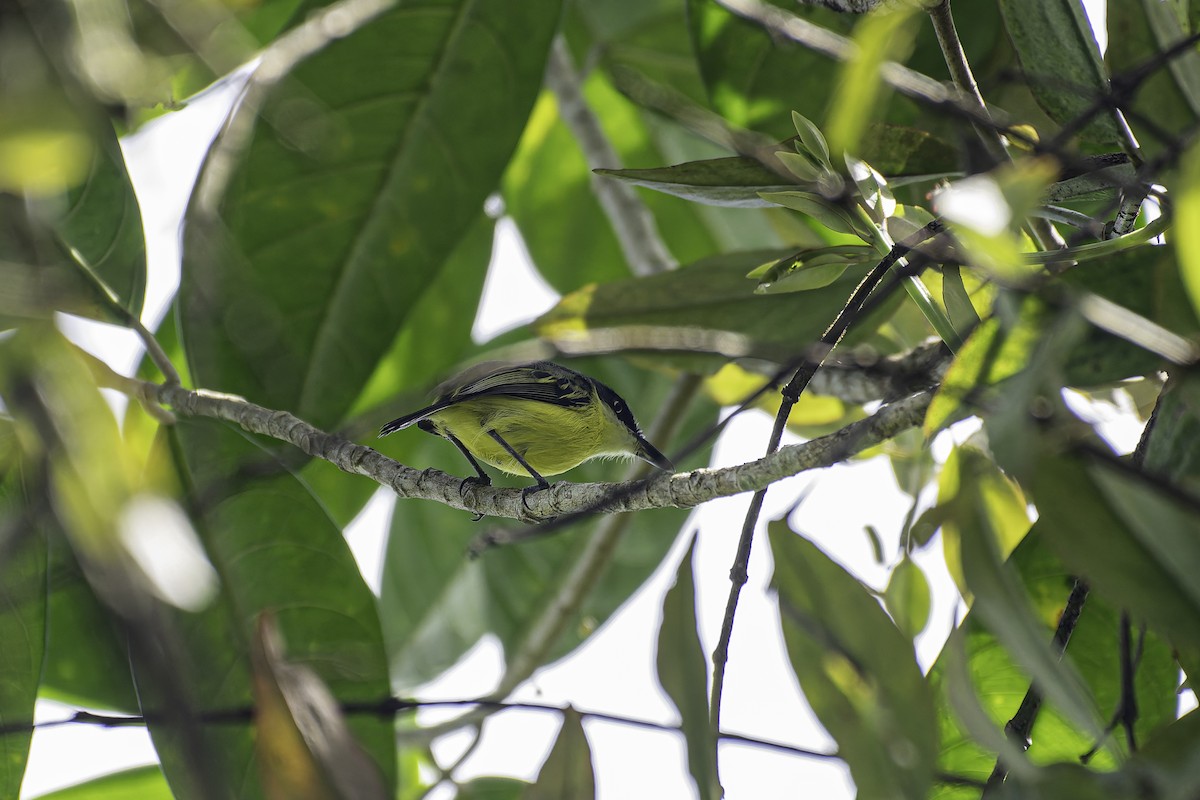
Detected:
[{"left": 379, "top": 361, "right": 673, "bottom": 489}]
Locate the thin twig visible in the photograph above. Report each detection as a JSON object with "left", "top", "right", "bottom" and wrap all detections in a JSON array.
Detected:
[{"left": 546, "top": 36, "right": 676, "bottom": 276}]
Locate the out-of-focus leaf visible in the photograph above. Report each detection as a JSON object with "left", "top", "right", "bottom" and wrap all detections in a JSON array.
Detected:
[
  {"left": 458, "top": 777, "right": 528, "bottom": 799},
  {"left": 1119, "top": 711, "right": 1200, "bottom": 799},
  {"left": 936, "top": 445, "right": 1031, "bottom": 598},
  {"left": 535, "top": 251, "right": 902, "bottom": 372},
  {"left": 883, "top": 556, "right": 930, "bottom": 641},
  {"left": 250, "top": 614, "right": 387, "bottom": 800},
  {"left": 941, "top": 266, "right": 981, "bottom": 338},
  {"left": 51, "top": 127, "right": 147, "bottom": 316},
  {"left": 1140, "top": 370, "right": 1200, "bottom": 494},
  {"left": 503, "top": 72, "right": 718, "bottom": 294},
  {"left": 1106, "top": 1, "right": 1200, "bottom": 159},
  {"left": 1177, "top": 139, "right": 1200, "bottom": 320},
  {"left": 825, "top": 8, "right": 919, "bottom": 157},
  {"left": 0, "top": 449, "right": 45, "bottom": 800},
  {"left": 142, "top": 419, "right": 396, "bottom": 799},
  {"left": 997, "top": 0, "right": 1121, "bottom": 143},
  {"left": 180, "top": 0, "right": 560, "bottom": 430},
  {"left": 928, "top": 533, "right": 1178, "bottom": 797},
  {"left": 1032, "top": 450, "right": 1200, "bottom": 649},
  {"left": 525, "top": 708, "right": 594, "bottom": 800},
  {"left": 946, "top": 448, "right": 1103, "bottom": 740},
  {"left": 31, "top": 765, "right": 172, "bottom": 799},
  {"left": 655, "top": 537, "right": 718, "bottom": 800},
  {"left": 759, "top": 191, "right": 867, "bottom": 238},
  {"left": 39, "top": 538, "right": 138, "bottom": 712},
  {"left": 770, "top": 522, "right": 937, "bottom": 800}
]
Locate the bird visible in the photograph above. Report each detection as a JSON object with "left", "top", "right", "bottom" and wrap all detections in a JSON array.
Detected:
[{"left": 378, "top": 361, "right": 673, "bottom": 490}]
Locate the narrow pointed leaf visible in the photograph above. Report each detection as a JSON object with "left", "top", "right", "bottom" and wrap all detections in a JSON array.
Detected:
[{"left": 525, "top": 708, "right": 594, "bottom": 800}]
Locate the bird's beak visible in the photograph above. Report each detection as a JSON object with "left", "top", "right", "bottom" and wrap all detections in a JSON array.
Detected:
[{"left": 636, "top": 437, "right": 674, "bottom": 471}]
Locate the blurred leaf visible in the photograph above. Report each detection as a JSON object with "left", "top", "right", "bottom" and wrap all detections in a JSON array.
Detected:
[
  {"left": 759, "top": 191, "right": 866, "bottom": 238},
  {"left": 1140, "top": 369, "right": 1200, "bottom": 494},
  {"left": 1106, "top": 1, "right": 1200, "bottom": 159},
  {"left": 941, "top": 266, "right": 982, "bottom": 338},
  {"left": 30, "top": 765, "right": 172, "bottom": 799},
  {"left": 525, "top": 708, "right": 594, "bottom": 800},
  {"left": 686, "top": 0, "right": 852, "bottom": 140},
  {"left": 1032, "top": 449, "right": 1200, "bottom": 649},
  {"left": 141, "top": 419, "right": 396, "bottom": 799},
  {"left": 180, "top": 0, "right": 561, "bottom": 430},
  {"left": 929, "top": 532, "right": 1178, "bottom": 797},
  {"left": 947, "top": 448, "right": 1103, "bottom": 740},
  {"left": 770, "top": 522, "right": 936, "bottom": 800},
  {"left": 39, "top": 538, "right": 138, "bottom": 712},
  {"left": 0, "top": 457, "right": 45, "bottom": 800},
  {"left": 51, "top": 125, "right": 147, "bottom": 316},
  {"left": 1177, "top": 139, "right": 1200, "bottom": 320},
  {"left": 936, "top": 445, "right": 1032, "bottom": 598},
  {"left": 250, "top": 614, "right": 387, "bottom": 800},
  {"left": 0, "top": 92, "right": 94, "bottom": 196},
  {"left": 884, "top": 557, "right": 930, "bottom": 641},
  {"left": 825, "top": 8, "right": 919, "bottom": 157},
  {"left": 997, "top": 0, "right": 1121, "bottom": 143},
  {"left": 655, "top": 536, "right": 718, "bottom": 800},
  {"left": 503, "top": 71, "right": 718, "bottom": 294},
  {"left": 458, "top": 777, "right": 529, "bottom": 799}
]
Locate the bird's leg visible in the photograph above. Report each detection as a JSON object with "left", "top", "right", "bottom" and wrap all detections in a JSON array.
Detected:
[
  {"left": 486, "top": 429, "right": 551, "bottom": 491},
  {"left": 433, "top": 425, "right": 491, "bottom": 520}
]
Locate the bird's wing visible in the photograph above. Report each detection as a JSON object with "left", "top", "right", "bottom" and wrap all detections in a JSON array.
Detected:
[
  {"left": 379, "top": 364, "right": 592, "bottom": 437},
  {"left": 451, "top": 363, "right": 592, "bottom": 408}
]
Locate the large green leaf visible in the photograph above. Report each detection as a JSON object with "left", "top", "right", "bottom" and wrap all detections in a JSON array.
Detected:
[
  {"left": 140, "top": 420, "right": 395, "bottom": 799},
  {"left": 655, "top": 537, "right": 718, "bottom": 800},
  {"left": 502, "top": 70, "right": 718, "bottom": 294},
  {"left": 53, "top": 130, "right": 147, "bottom": 316},
  {"left": 770, "top": 522, "right": 937, "bottom": 800},
  {"left": 1105, "top": 1, "right": 1200, "bottom": 159},
  {"left": 30, "top": 765, "right": 172, "bottom": 800},
  {"left": 929, "top": 532, "right": 1178, "bottom": 798},
  {"left": 997, "top": 0, "right": 1120, "bottom": 143},
  {"left": 534, "top": 250, "right": 903, "bottom": 371},
  {"left": 0, "top": 447, "right": 46, "bottom": 800},
  {"left": 180, "top": 0, "right": 561, "bottom": 430}
]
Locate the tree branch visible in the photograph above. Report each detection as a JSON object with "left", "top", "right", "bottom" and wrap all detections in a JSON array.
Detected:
[{"left": 146, "top": 381, "right": 931, "bottom": 522}]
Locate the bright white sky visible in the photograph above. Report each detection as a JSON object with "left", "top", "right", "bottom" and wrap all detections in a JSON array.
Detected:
[{"left": 24, "top": 2, "right": 1150, "bottom": 798}]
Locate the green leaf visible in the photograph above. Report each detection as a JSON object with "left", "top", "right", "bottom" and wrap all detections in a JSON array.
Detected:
[
  {"left": 52, "top": 128, "right": 147, "bottom": 316},
  {"left": 792, "top": 111, "right": 830, "bottom": 168},
  {"left": 503, "top": 72, "right": 718, "bottom": 293},
  {"left": 142, "top": 420, "right": 395, "bottom": 799},
  {"left": 1140, "top": 370, "right": 1200, "bottom": 493},
  {"left": 535, "top": 251, "right": 901, "bottom": 370},
  {"left": 525, "top": 708, "right": 594, "bottom": 800},
  {"left": 757, "top": 191, "right": 864, "bottom": 238},
  {"left": 29, "top": 765, "right": 172, "bottom": 800},
  {"left": 770, "top": 522, "right": 937, "bottom": 800},
  {"left": 0, "top": 456, "right": 45, "bottom": 800},
  {"left": 929, "top": 533, "right": 1178, "bottom": 796},
  {"left": 687, "top": 0, "right": 853, "bottom": 140},
  {"left": 1106, "top": 1, "right": 1200, "bottom": 159},
  {"left": 750, "top": 246, "right": 874, "bottom": 294},
  {"left": 655, "top": 536, "right": 718, "bottom": 800},
  {"left": 941, "top": 265, "right": 982, "bottom": 338},
  {"left": 595, "top": 154, "right": 796, "bottom": 208},
  {"left": 458, "top": 776, "right": 529, "bottom": 799},
  {"left": 947, "top": 448, "right": 1103, "bottom": 740},
  {"left": 1177, "top": 140, "right": 1200, "bottom": 320},
  {"left": 997, "top": 0, "right": 1121, "bottom": 143},
  {"left": 883, "top": 557, "right": 931, "bottom": 641},
  {"left": 1032, "top": 450, "right": 1200, "bottom": 649},
  {"left": 180, "top": 0, "right": 561, "bottom": 430}
]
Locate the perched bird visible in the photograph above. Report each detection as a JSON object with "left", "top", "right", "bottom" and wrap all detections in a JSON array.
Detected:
[{"left": 379, "top": 361, "right": 673, "bottom": 489}]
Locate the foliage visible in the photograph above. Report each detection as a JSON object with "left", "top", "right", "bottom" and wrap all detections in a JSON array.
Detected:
[{"left": 2, "top": 0, "right": 1200, "bottom": 798}]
